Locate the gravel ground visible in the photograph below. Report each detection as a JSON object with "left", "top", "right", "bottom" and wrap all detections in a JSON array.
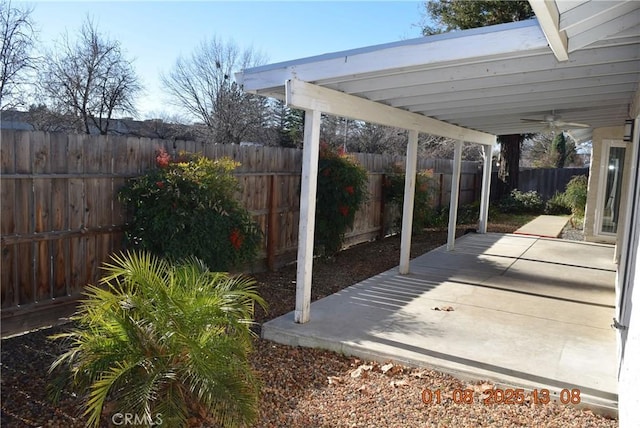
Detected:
[
  {"left": 560, "top": 222, "right": 585, "bottom": 242},
  {"left": 1, "top": 222, "right": 616, "bottom": 427}
]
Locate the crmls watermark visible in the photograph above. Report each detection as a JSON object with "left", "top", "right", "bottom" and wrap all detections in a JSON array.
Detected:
[{"left": 111, "top": 412, "right": 163, "bottom": 426}]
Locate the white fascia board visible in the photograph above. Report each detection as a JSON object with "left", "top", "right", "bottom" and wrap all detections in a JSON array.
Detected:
[
  {"left": 285, "top": 79, "right": 495, "bottom": 146},
  {"left": 239, "top": 20, "right": 548, "bottom": 93},
  {"left": 529, "top": 0, "right": 569, "bottom": 61},
  {"left": 559, "top": 0, "right": 633, "bottom": 32},
  {"left": 630, "top": 85, "right": 640, "bottom": 118},
  {"left": 569, "top": 9, "right": 640, "bottom": 52}
]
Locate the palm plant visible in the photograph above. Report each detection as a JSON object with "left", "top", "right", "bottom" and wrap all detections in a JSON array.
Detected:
[{"left": 49, "top": 251, "right": 266, "bottom": 427}]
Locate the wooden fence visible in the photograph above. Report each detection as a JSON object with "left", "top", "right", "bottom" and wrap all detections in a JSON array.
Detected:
[
  {"left": 518, "top": 167, "right": 589, "bottom": 200},
  {"left": 0, "top": 130, "right": 481, "bottom": 320}
]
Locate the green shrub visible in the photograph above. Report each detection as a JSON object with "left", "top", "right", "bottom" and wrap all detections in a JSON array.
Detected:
[
  {"left": 118, "top": 150, "right": 261, "bottom": 271},
  {"left": 49, "top": 252, "right": 266, "bottom": 427},
  {"left": 382, "top": 164, "right": 437, "bottom": 232},
  {"left": 315, "top": 143, "right": 368, "bottom": 256},
  {"left": 544, "top": 192, "right": 571, "bottom": 215},
  {"left": 563, "top": 174, "right": 588, "bottom": 218},
  {"left": 498, "top": 189, "right": 544, "bottom": 214},
  {"left": 457, "top": 200, "right": 481, "bottom": 224},
  {"left": 419, "top": 202, "right": 481, "bottom": 229}
]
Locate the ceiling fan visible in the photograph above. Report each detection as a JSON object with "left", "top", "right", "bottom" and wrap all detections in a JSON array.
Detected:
[{"left": 521, "top": 112, "right": 590, "bottom": 131}]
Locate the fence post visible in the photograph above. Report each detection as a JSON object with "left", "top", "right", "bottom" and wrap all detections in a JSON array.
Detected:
[
  {"left": 473, "top": 172, "right": 478, "bottom": 202},
  {"left": 267, "top": 174, "right": 278, "bottom": 271}
]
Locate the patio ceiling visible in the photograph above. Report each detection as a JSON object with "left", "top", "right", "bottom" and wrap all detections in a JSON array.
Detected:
[{"left": 238, "top": 12, "right": 640, "bottom": 140}]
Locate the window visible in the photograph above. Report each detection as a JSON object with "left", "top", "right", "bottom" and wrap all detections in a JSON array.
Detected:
[{"left": 598, "top": 141, "right": 626, "bottom": 235}]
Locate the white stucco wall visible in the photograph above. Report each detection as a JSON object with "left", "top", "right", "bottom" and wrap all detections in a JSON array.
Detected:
[
  {"left": 584, "top": 126, "right": 630, "bottom": 244},
  {"left": 619, "top": 248, "right": 639, "bottom": 427}
]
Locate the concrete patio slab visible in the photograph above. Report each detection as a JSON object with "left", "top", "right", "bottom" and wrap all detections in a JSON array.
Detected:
[
  {"left": 262, "top": 233, "right": 618, "bottom": 415},
  {"left": 514, "top": 215, "right": 571, "bottom": 238},
  {"left": 521, "top": 238, "right": 616, "bottom": 270}
]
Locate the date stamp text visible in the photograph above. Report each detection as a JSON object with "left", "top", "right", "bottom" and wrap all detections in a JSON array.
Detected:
[{"left": 421, "top": 388, "right": 581, "bottom": 406}]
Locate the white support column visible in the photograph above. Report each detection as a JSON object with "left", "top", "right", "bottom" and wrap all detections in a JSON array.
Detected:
[
  {"left": 399, "top": 130, "right": 419, "bottom": 275},
  {"left": 447, "top": 140, "right": 464, "bottom": 251},
  {"left": 294, "top": 109, "right": 321, "bottom": 324},
  {"left": 478, "top": 144, "right": 494, "bottom": 234}
]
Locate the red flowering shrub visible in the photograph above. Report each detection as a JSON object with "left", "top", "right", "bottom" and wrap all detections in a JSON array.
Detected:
[
  {"left": 156, "top": 149, "right": 171, "bottom": 168},
  {"left": 229, "top": 229, "right": 244, "bottom": 250},
  {"left": 119, "top": 150, "right": 261, "bottom": 271},
  {"left": 314, "top": 142, "right": 368, "bottom": 256}
]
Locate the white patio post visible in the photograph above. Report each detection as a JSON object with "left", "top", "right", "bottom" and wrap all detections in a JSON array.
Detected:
[
  {"left": 399, "top": 130, "right": 419, "bottom": 274},
  {"left": 295, "top": 109, "right": 321, "bottom": 324},
  {"left": 447, "top": 140, "right": 464, "bottom": 251},
  {"left": 478, "top": 143, "right": 494, "bottom": 234}
]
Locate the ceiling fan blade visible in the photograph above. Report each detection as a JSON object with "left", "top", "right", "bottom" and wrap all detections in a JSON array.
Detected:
[
  {"left": 557, "top": 121, "right": 591, "bottom": 129},
  {"left": 520, "top": 118, "right": 546, "bottom": 123}
]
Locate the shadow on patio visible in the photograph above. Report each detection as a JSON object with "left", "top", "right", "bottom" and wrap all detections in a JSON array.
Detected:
[{"left": 262, "top": 233, "right": 618, "bottom": 415}]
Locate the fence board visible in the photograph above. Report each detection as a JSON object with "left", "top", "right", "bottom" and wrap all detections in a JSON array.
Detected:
[
  {"left": 16, "top": 243, "right": 33, "bottom": 305},
  {"left": 50, "top": 133, "right": 68, "bottom": 173},
  {"left": 33, "top": 176, "right": 51, "bottom": 302},
  {"left": 1, "top": 242, "right": 15, "bottom": 307},
  {"left": 32, "top": 131, "right": 50, "bottom": 173},
  {"left": 1, "top": 135, "right": 16, "bottom": 306},
  {"left": 1, "top": 129, "right": 15, "bottom": 173},
  {"left": 14, "top": 131, "right": 31, "bottom": 173}
]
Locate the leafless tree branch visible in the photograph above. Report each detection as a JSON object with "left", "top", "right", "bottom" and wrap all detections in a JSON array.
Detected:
[
  {"left": 37, "top": 17, "right": 142, "bottom": 134},
  {"left": 0, "top": 0, "right": 38, "bottom": 109},
  {"left": 162, "top": 36, "right": 268, "bottom": 144}
]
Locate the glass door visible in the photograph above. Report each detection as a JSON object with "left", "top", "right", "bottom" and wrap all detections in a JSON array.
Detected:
[{"left": 599, "top": 143, "right": 626, "bottom": 235}]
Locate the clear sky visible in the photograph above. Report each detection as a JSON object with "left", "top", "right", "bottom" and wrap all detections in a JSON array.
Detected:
[{"left": 26, "top": 1, "right": 426, "bottom": 119}]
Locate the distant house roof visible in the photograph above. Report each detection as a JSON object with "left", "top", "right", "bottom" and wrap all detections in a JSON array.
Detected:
[{"left": 0, "top": 110, "right": 34, "bottom": 131}]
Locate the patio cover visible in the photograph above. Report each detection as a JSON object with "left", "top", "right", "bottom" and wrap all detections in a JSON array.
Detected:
[{"left": 236, "top": 6, "right": 640, "bottom": 323}]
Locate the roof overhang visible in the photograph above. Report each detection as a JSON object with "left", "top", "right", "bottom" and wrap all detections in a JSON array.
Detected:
[{"left": 236, "top": 5, "right": 640, "bottom": 142}]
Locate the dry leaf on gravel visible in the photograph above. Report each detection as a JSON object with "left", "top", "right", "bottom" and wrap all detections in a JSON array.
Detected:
[
  {"left": 412, "top": 370, "right": 429, "bottom": 378},
  {"left": 432, "top": 305, "right": 455, "bottom": 311},
  {"left": 350, "top": 363, "right": 374, "bottom": 378},
  {"left": 327, "top": 376, "right": 343, "bottom": 385},
  {"left": 390, "top": 379, "right": 409, "bottom": 388},
  {"left": 380, "top": 363, "right": 394, "bottom": 374},
  {"left": 469, "top": 382, "right": 495, "bottom": 393},
  {"left": 357, "top": 385, "right": 372, "bottom": 395}
]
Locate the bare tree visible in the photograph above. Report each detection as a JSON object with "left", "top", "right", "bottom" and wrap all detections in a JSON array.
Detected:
[
  {"left": 25, "top": 103, "right": 78, "bottom": 132},
  {"left": 0, "top": 0, "right": 37, "bottom": 109},
  {"left": 521, "top": 131, "right": 578, "bottom": 168},
  {"left": 38, "top": 17, "right": 141, "bottom": 134},
  {"left": 350, "top": 121, "right": 482, "bottom": 159},
  {"left": 350, "top": 122, "right": 406, "bottom": 154},
  {"left": 162, "top": 36, "right": 269, "bottom": 144}
]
